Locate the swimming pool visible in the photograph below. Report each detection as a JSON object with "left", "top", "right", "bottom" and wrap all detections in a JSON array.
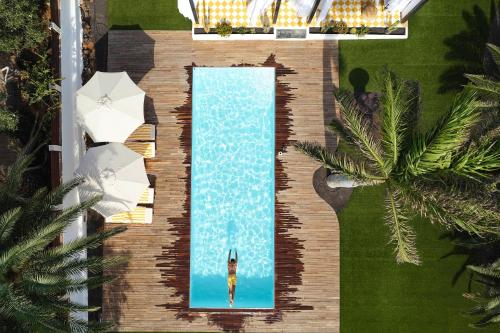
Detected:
[{"left": 190, "top": 67, "right": 275, "bottom": 309}]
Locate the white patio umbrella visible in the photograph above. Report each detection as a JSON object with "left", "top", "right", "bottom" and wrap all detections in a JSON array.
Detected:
[
  {"left": 75, "top": 143, "right": 150, "bottom": 218},
  {"left": 317, "top": 0, "right": 334, "bottom": 22},
  {"left": 288, "top": 0, "right": 315, "bottom": 18},
  {"left": 178, "top": 0, "right": 199, "bottom": 21},
  {"left": 76, "top": 71, "right": 145, "bottom": 143},
  {"left": 247, "top": 0, "right": 274, "bottom": 26}
]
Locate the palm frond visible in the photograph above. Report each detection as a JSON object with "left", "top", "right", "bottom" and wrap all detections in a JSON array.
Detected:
[
  {"left": 0, "top": 207, "right": 21, "bottom": 243},
  {"left": 470, "top": 313, "right": 500, "bottom": 327},
  {"left": 0, "top": 219, "right": 69, "bottom": 274},
  {"left": 404, "top": 91, "right": 482, "bottom": 176},
  {"left": 483, "top": 123, "right": 500, "bottom": 141},
  {"left": 14, "top": 178, "right": 87, "bottom": 237},
  {"left": 49, "top": 196, "right": 101, "bottom": 230},
  {"left": 333, "top": 89, "right": 387, "bottom": 175},
  {"left": 20, "top": 274, "right": 71, "bottom": 296},
  {"left": 328, "top": 117, "right": 355, "bottom": 146},
  {"left": 465, "top": 258, "right": 500, "bottom": 328},
  {"left": 380, "top": 71, "right": 412, "bottom": 169},
  {"left": 465, "top": 74, "right": 500, "bottom": 106},
  {"left": 0, "top": 284, "right": 54, "bottom": 329},
  {"left": 0, "top": 153, "right": 34, "bottom": 205},
  {"left": 487, "top": 43, "right": 500, "bottom": 68},
  {"left": 33, "top": 255, "right": 128, "bottom": 277},
  {"left": 397, "top": 180, "right": 500, "bottom": 236},
  {"left": 384, "top": 185, "right": 420, "bottom": 265},
  {"left": 36, "top": 226, "right": 126, "bottom": 265},
  {"left": 294, "top": 141, "right": 385, "bottom": 183},
  {"left": 467, "top": 259, "right": 500, "bottom": 279},
  {"left": 450, "top": 138, "right": 500, "bottom": 181}
]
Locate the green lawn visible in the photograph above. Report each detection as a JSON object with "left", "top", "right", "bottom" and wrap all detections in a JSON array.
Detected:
[
  {"left": 108, "top": 0, "right": 192, "bottom": 30},
  {"left": 339, "top": 0, "right": 497, "bottom": 332}
]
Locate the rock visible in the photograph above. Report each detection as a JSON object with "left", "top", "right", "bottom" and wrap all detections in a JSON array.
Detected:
[
  {"left": 313, "top": 167, "right": 354, "bottom": 214},
  {"left": 326, "top": 174, "right": 357, "bottom": 188}
]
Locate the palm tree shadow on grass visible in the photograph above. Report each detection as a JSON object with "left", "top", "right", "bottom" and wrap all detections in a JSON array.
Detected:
[
  {"left": 440, "top": 231, "right": 500, "bottom": 288},
  {"left": 439, "top": 1, "right": 500, "bottom": 93}
]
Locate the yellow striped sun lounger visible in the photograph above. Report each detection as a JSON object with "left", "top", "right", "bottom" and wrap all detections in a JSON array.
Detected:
[
  {"left": 125, "top": 141, "right": 156, "bottom": 158},
  {"left": 138, "top": 188, "right": 155, "bottom": 204},
  {"left": 105, "top": 206, "right": 153, "bottom": 224},
  {"left": 128, "top": 124, "right": 156, "bottom": 141}
]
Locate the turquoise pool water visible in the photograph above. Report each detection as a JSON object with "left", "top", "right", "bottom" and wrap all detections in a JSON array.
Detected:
[{"left": 190, "top": 67, "right": 275, "bottom": 309}]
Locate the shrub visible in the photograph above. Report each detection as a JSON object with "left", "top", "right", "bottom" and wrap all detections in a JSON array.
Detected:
[
  {"left": 202, "top": 12, "right": 211, "bottom": 33},
  {"left": 260, "top": 13, "right": 271, "bottom": 33},
  {"left": 216, "top": 19, "right": 232, "bottom": 37},
  {"left": 20, "top": 56, "right": 60, "bottom": 107},
  {"left": 236, "top": 26, "right": 250, "bottom": 35},
  {"left": 356, "top": 25, "right": 370, "bottom": 37},
  {"left": 385, "top": 20, "right": 400, "bottom": 34},
  {"left": 0, "top": 91, "right": 18, "bottom": 135},
  {"left": 0, "top": 0, "right": 47, "bottom": 53},
  {"left": 321, "top": 20, "right": 348, "bottom": 34}
]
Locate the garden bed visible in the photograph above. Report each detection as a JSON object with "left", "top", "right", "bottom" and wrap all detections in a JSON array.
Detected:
[
  {"left": 309, "top": 26, "right": 406, "bottom": 36},
  {"left": 192, "top": 25, "right": 407, "bottom": 40},
  {"left": 193, "top": 27, "right": 274, "bottom": 35}
]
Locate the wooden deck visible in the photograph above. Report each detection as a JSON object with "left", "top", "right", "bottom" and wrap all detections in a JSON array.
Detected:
[{"left": 103, "top": 31, "right": 340, "bottom": 332}]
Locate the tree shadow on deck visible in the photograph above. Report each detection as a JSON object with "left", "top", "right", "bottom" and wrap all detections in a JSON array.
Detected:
[
  {"left": 322, "top": 40, "right": 338, "bottom": 152},
  {"left": 144, "top": 95, "right": 158, "bottom": 125},
  {"left": 316, "top": 45, "right": 379, "bottom": 214},
  {"left": 438, "top": 1, "right": 500, "bottom": 93},
  {"left": 107, "top": 25, "right": 156, "bottom": 84},
  {"left": 106, "top": 26, "right": 159, "bottom": 126},
  {"left": 314, "top": 40, "right": 353, "bottom": 215}
]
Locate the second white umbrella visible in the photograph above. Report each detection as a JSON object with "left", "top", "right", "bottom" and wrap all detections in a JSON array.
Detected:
[{"left": 75, "top": 143, "right": 150, "bottom": 218}]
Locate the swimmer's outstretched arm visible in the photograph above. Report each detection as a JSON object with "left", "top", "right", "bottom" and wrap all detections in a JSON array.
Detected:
[
  {"left": 228, "top": 249, "right": 231, "bottom": 263},
  {"left": 235, "top": 250, "right": 238, "bottom": 263}
]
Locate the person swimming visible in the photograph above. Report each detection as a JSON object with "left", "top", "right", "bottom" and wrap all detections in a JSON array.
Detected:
[{"left": 227, "top": 249, "right": 238, "bottom": 307}]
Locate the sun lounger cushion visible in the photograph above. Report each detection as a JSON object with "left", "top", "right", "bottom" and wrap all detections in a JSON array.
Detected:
[
  {"left": 138, "top": 188, "right": 155, "bottom": 204},
  {"left": 105, "top": 206, "right": 153, "bottom": 224},
  {"left": 125, "top": 141, "right": 156, "bottom": 158},
  {"left": 128, "top": 124, "right": 156, "bottom": 141}
]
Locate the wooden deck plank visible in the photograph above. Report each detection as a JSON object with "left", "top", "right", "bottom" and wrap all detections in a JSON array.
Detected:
[{"left": 103, "top": 31, "right": 339, "bottom": 332}]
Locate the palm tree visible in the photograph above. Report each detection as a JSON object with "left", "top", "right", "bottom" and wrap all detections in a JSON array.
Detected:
[
  {"left": 466, "top": 43, "right": 500, "bottom": 141},
  {"left": 0, "top": 149, "right": 127, "bottom": 332},
  {"left": 295, "top": 71, "right": 500, "bottom": 265},
  {"left": 463, "top": 258, "right": 500, "bottom": 328}
]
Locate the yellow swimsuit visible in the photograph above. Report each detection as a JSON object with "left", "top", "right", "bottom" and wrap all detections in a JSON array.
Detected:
[{"left": 228, "top": 273, "right": 237, "bottom": 289}]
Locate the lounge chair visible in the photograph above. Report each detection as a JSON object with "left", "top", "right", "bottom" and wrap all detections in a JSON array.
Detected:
[
  {"left": 125, "top": 141, "right": 156, "bottom": 158},
  {"left": 104, "top": 206, "right": 153, "bottom": 224},
  {"left": 128, "top": 124, "right": 156, "bottom": 141},
  {"left": 138, "top": 187, "right": 155, "bottom": 204}
]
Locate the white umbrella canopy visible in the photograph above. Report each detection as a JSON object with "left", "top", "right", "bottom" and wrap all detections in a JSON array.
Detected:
[
  {"left": 178, "top": 0, "right": 199, "bottom": 21},
  {"left": 75, "top": 143, "right": 150, "bottom": 218},
  {"left": 76, "top": 71, "right": 145, "bottom": 143},
  {"left": 288, "top": 0, "right": 316, "bottom": 18},
  {"left": 317, "top": 0, "right": 334, "bottom": 22},
  {"left": 247, "top": 0, "right": 274, "bottom": 25}
]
